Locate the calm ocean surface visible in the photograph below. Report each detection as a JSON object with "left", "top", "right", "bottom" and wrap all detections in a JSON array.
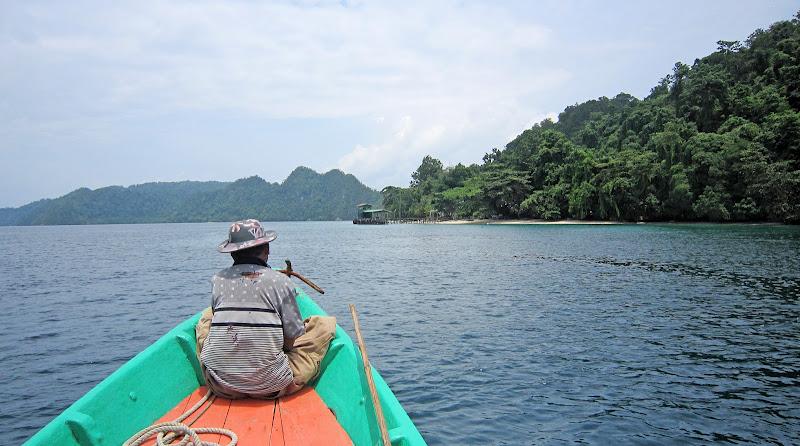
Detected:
[{"left": 1, "top": 222, "right": 799, "bottom": 445}]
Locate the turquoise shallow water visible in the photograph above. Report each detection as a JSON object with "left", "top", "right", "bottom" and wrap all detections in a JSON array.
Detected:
[{"left": 1, "top": 222, "right": 799, "bottom": 445}]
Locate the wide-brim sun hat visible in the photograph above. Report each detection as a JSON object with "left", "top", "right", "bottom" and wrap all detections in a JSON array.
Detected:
[{"left": 217, "top": 219, "right": 277, "bottom": 253}]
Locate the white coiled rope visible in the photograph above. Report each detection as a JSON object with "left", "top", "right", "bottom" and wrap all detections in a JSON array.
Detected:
[{"left": 123, "top": 390, "right": 238, "bottom": 446}]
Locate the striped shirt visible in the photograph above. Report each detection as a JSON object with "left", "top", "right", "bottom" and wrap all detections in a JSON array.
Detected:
[{"left": 200, "top": 263, "right": 305, "bottom": 397}]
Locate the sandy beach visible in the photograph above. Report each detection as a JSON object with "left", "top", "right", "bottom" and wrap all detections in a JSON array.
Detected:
[{"left": 435, "top": 219, "right": 626, "bottom": 225}]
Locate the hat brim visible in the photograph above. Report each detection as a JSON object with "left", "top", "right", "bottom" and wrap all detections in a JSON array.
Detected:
[{"left": 217, "top": 231, "right": 277, "bottom": 253}]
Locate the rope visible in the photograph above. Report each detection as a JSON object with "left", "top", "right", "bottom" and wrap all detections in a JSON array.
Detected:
[{"left": 123, "top": 389, "right": 238, "bottom": 446}]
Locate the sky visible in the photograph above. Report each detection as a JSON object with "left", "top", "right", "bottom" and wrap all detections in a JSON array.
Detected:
[{"left": 1, "top": 1, "right": 798, "bottom": 207}]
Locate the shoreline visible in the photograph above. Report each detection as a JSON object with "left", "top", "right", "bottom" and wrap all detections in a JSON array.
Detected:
[
  {"left": 428, "top": 219, "right": 788, "bottom": 226},
  {"left": 435, "top": 219, "right": 623, "bottom": 225}
]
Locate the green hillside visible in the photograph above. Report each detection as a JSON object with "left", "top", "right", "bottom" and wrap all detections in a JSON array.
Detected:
[
  {"left": 0, "top": 167, "right": 380, "bottom": 225},
  {"left": 383, "top": 12, "right": 800, "bottom": 223}
]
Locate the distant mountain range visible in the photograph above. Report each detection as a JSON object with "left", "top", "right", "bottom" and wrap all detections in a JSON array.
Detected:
[{"left": 0, "top": 167, "right": 382, "bottom": 225}]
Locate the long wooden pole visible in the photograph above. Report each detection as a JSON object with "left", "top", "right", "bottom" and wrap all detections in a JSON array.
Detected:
[{"left": 349, "top": 304, "right": 392, "bottom": 446}]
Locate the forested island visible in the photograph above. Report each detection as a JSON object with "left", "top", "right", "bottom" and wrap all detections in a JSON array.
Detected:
[
  {"left": 0, "top": 167, "right": 380, "bottom": 225},
  {"left": 382, "top": 13, "right": 800, "bottom": 223}
]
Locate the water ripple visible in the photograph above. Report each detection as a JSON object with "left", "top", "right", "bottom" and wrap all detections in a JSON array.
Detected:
[{"left": 1, "top": 222, "right": 799, "bottom": 445}]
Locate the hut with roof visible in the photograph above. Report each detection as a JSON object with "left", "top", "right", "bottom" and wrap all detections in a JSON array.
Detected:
[{"left": 353, "top": 203, "right": 388, "bottom": 224}]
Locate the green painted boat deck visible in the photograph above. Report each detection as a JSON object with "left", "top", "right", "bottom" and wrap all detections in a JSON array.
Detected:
[{"left": 25, "top": 291, "right": 426, "bottom": 446}]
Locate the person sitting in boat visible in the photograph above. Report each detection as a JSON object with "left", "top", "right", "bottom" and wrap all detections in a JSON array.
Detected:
[{"left": 195, "top": 219, "right": 336, "bottom": 399}]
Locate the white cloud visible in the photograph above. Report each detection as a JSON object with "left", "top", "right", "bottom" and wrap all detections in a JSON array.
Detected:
[
  {"left": 1, "top": 0, "right": 571, "bottom": 195},
  {"left": 3, "top": 1, "right": 558, "bottom": 117}
]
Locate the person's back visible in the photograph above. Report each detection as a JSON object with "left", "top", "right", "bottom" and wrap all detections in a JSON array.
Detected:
[
  {"left": 200, "top": 262, "right": 304, "bottom": 398},
  {"left": 195, "top": 219, "right": 336, "bottom": 400}
]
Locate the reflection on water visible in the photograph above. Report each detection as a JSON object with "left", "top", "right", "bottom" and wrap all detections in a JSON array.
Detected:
[
  {"left": 1, "top": 222, "right": 799, "bottom": 445},
  {"left": 521, "top": 254, "right": 800, "bottom": 299}
]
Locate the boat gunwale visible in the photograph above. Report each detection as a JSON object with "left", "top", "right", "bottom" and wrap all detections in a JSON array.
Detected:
[{"left": 24, "top": 289, "right": 426, "bottom": 446}]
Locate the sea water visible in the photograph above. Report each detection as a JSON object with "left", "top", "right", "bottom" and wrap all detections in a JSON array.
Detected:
[{"left": 1, "top": 222, "right": 798, "bottom": 445}]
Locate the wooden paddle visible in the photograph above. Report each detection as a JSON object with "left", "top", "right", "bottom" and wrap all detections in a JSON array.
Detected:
[
  {"left": 278, "top": 260, "right": 325, "bottom": 294},
  {"left": 350, "top": 304, "right": 392, "bottom": 446}
]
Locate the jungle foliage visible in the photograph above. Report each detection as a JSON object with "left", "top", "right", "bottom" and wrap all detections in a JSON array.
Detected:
[{"left": 382, "top": 13, "right": 800, "bottom": 223}]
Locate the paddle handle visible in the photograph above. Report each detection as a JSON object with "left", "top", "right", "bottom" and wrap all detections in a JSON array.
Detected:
[
  {"left": 282, "top": 270, "right": 325, "bottom": 294},
  {"left": 349, "top": 304, "right": 392, "bottom": 446},
  {"left": 278, "top": 259, "right": 325, "bottom": 294}
]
